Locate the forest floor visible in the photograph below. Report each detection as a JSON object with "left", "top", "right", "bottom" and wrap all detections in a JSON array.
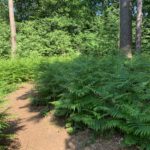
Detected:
[{"left": 5, "top": 83, "right": 134, "bottom": 150}]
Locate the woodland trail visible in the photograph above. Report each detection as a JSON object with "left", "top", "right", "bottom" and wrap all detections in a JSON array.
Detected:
[
  {"left": 6, "top": 83, "right": 71, "bottom": 150},
  {"left": 5, "top": 83, "right": 131, "bottom": 150}
]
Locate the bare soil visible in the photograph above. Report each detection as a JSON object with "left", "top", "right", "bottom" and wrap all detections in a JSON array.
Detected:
[{"left": 5, "top": 83, "right": 135, "bottom": 150}]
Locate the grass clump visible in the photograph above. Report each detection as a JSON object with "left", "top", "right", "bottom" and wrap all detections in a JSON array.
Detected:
[
  {"left": 0, "top": 55, "right": 43, "bottom": 97},
  {"left": 34, "top": 55, "right": 150, "bottom": 150}
]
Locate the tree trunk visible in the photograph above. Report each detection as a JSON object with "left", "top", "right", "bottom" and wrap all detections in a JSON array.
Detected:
[
  {"left": 9, "top": 0, "right": 16, "bottom": 58},
  {"left": 136, "top": 0, "right": 143, "bottom": 53},
  {"left": 120, "top": 0, "right": 132, "bottom": 58}
]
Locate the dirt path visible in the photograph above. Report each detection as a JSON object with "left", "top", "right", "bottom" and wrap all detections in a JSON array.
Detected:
[
  {"left": 6, "top": 83, "right": 132, "bottom": 150},
  {"left": 6, "top": 83, "right": 72, "bottom": 150}
]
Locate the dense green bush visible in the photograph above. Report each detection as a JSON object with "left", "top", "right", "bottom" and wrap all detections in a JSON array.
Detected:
[
  {"left": 0, "top": 101, "right": 10, "bottom": 149},
  {"left": 142, "top": 18, "right": 150, "bottom": 53},
  {"left": 16, "top": 13, "right": 119, "bottom": 57},
  {"left": 0, "top": 21, "right": 10, "bottom": 57},
  {"left": 33, "top": 55, "right": 77, "bottom": 105},
  {"left": 1, "top": 11, "right": 149, "bottom": 58},
  {"left": 34, "top": 55, "right": 150, "bottom": 150},
  {"left": 17, "top": 17, "right": 78, "bottom": 56},
  {"left": 74, "top": 7, "right": 119, "bottom": 56},
  {"left": 0, "top": 56, "right": 43, "bottom": 97},
  {"left": 1, "top": 12, "right": 119, "bottom": 57},
  {"left": 0, "top": 99, "right": 8, "bottom": 147}
]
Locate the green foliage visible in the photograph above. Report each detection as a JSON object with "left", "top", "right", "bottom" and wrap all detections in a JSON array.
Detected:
[
  {"left": 34, "top": 55, "right": 150, "bottom": 149},
  {"left": 1, "top": 9, "right": 120, "bottom": 57},
  {"left": 1, "top": 0, "right": 150, "bottom": 58},
  {"left": 33, "top": 55, "right": 77, "bottom": 105},
  {"left": 74, "top": 9, "right": 119, "bottom": 56},
  {"left": 66, "top": 127, "right": 76, "bottom": 135},
  {"left": 0, "top": 21, "right": 10, "bottom": 57},
  {"left": 16, "top": 17, "right": 76, "bottom": 56},
  {"left": 0, "top": 100, "right": 8, "bottom": 142},
  {"left": 0, "top": 56, "right": 42, "bottom": 97},
  {"left": 13, "top": 0, "right": 99, "bottom": 21},
  {"left": 142, "top": 18, "right": 150, "bottom": 53},
  {"left": 0, "top": 0, "right": 8, "bottom": 21},
  {"left": 16, "top": 11, "right": 119, "bottom": 57}
]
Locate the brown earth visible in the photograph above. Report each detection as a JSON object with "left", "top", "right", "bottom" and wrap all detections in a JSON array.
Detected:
[{"left": 5, "top": 83, "right": 135, "bottom": 150}]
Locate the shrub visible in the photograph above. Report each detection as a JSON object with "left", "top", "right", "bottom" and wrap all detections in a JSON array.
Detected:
[
  {"left": 142, "top": 18, "right": 150, "bottom": 53},
  {"left": 17, "top": 17, "right": 77, "bottom": 57},
  {"left": 0, "top": 99, "right": 9, "bottom": 150},
  {"left": 73, "top": 8, "right": 119, "bottom": 56},
  {"left": 0, "top": 100, "right": 8, "bottom": 144},
  {"left": 1, "top": 14, "right": 119, "bottom": 57},
  {"left": 0, "top": 55, "right": 43, "bottom": 97},
  {"left": 33, "top": 55, "right": 78, "bottom": 105},
  {"left": 0, "top": 21, "right": 10, "bottom": 57},
  {"left": 34, "top": 55, "right": 150, "bottom": 149},
  {"left": 17, "top": 14, "right": 119, "bottom": 57}
]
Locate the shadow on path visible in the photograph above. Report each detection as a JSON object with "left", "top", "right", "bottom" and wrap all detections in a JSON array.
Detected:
[{"left": 4, "top": 83, "right": 136, "bottom": 150}]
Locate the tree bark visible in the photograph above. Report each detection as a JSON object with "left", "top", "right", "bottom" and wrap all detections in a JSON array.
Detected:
[
  {"left": 136, "top": 0, "right": 143, "bottom": 53},
  {"left": 120, "top": 0, "right": 132, "bottom": 58},
  {"left": 9, "top": 0, "right": 16, "bottom": 58}
]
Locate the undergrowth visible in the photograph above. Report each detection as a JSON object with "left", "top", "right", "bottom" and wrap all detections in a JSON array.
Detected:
[
  {"left": 0, "top": 55, "right": 43, "bottom": 97},
  {"left": 34, "top": 55, "right": 150, "bottom": 150},
  {"left": 0, "top": 99, "right": 9, "bottom": 150},
  {"left": 0, "top": 54, "right": 150, "bottom": 150}
]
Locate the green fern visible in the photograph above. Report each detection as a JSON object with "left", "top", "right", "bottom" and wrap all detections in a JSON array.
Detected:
[{"left": 35, "top": 55, "right": 150, "bottom": 149}]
